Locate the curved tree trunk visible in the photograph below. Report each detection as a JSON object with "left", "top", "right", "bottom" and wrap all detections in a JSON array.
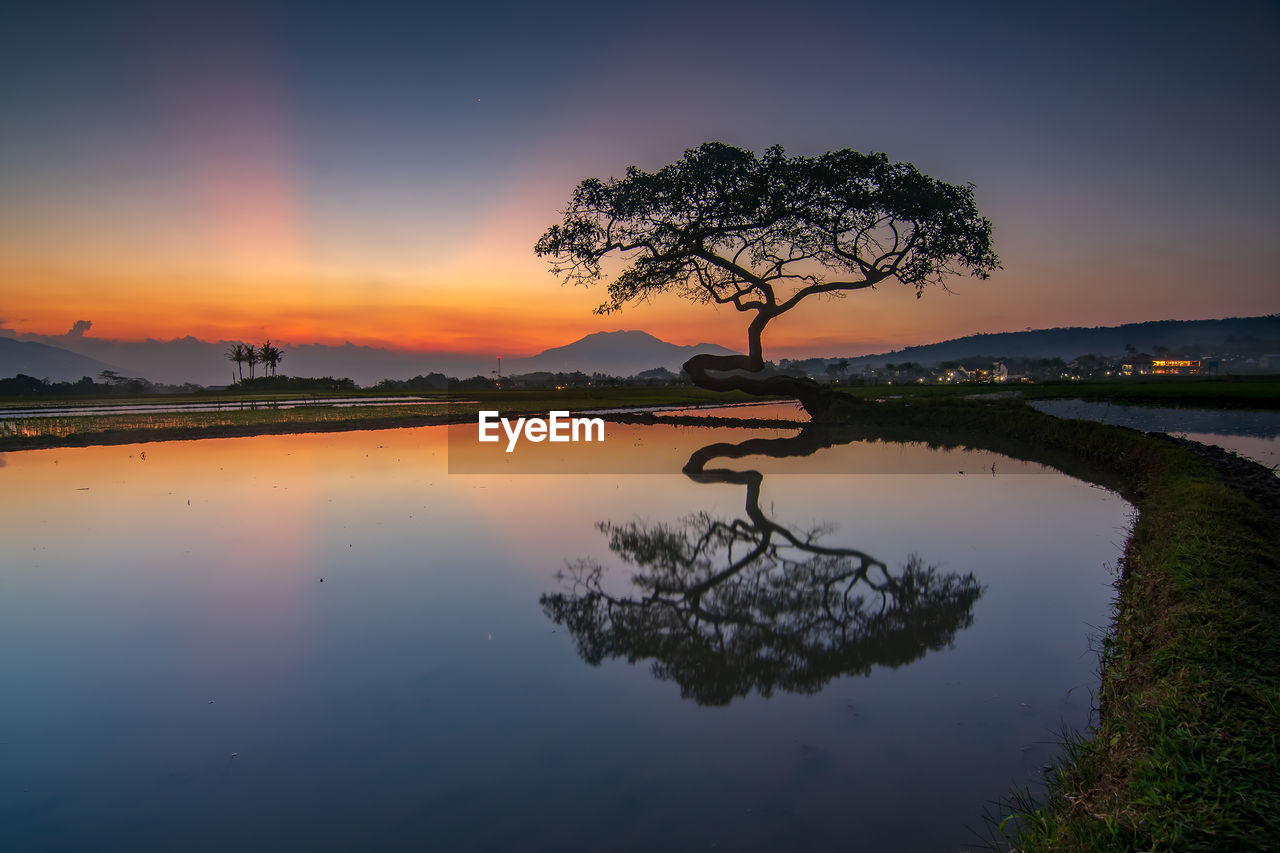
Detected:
[
  {"left": 681, "top": 351, "right": 822, "bottom": 399},
  {"left": 681, "top": 351, "right": 854, "bottom": 421},
  {"left": 680, "top": 311, "right": 863, "bottom": 421}
]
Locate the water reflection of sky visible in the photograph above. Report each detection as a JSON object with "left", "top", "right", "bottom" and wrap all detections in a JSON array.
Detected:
[
  {"left": 1031, "top": 399, "right": 1280, "bottom": 471},
  {"left": 0, "top": 396, "right": 463, "bottom": 420},
  {"left": 0, "top": 425, "right": 1130, "bottom": 851},
  {"left": 448, "top": 414, "right": 1052, "bottom": 476}
]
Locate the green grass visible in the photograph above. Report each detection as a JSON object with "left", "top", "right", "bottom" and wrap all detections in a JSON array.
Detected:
[{"left": 1001, "top": 453, "right": 1280, "bottom": 851}]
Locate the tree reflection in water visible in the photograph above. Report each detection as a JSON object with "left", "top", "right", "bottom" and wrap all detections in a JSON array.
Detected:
[{"left": 541, "top": 428, "right": 985, "bottom": 706}]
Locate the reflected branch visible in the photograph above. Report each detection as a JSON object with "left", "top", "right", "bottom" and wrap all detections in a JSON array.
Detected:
[{"left": 542, "top": 428, "right": 984, "bottom": 706}]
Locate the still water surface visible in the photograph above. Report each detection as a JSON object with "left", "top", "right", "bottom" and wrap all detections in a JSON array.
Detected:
[
  {"left": 1030, "top": 399, "right": 1280, "bottom": 471},
  {"left": 0, "top": 396, "right": 461, "bottom": 420},
  {"left": 1, "top": 423, "right": 1130, "bottom": 852}
]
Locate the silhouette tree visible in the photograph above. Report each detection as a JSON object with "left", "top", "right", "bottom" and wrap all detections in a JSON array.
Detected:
[
  {"left": 536, "top": 142, "right": 998, "bottom": 417},
  {"left": 541, "top": 428, "right": 984, "bottom": 705},
  {"left": 258, "top": 340, "right": 284, "bottom": 377},
  {"left": 245, "top": 344, "right": 260, "bottom": 380},
  {"left": 97, "top": 370, "right": 151, "bottom": 393},
  {"left": 226, "top": 343, "right": 250, "bottom": 382}
]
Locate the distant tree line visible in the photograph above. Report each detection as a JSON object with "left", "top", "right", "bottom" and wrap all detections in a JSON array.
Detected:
[
  {"left": 441, "top": 368, "right": 694, "bottom": 391},
  {"left": 0, "top": 369, "right": 357, "bottom": 399},
  {"left": 0, "top": 371, "right": 202, "bottom": 398},
  {"left": 373, "top": 373, "right": 451, "bottom": 392},
  {"left": 235, "top": 375, "right": 357, "bottom": 392}
]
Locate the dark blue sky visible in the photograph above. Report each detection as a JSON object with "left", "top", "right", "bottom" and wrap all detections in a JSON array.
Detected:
[{"left": 2, "top": 0, "right": 1276, "bottom": 354}]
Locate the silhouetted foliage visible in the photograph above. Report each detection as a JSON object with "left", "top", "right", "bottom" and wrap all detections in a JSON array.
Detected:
[
  {"left": 374, "top": 373, "right": 451, "bottom": 391},
  {"left": 1071, "top": 354, "right": 1118, "bottom": 378},
  {"left": 542, "top": 428, "right": 984, "bottom": 705},
  {"left": 258, "top": 340, "right": 284, "bottom": 377},
  {"left": 0, "top": 373, "right": 204, "bottom": 398},
  {"left": 449, "top": 375, "right": 499, "bottom": 390},
  {"left": 632, "top": 366, "right": 685, "bottom": 385},
  {"left": 98, "top": 370, "right": 153, "bottom": 393},
  {"left": 226, "top": 343, "right": 250, "bottom": 383},
  {"left": 0, "top": 374, "right": 95, "bottom": 397},
  {"left": 226, "top": 340, "right": 284, "bottom": 382},
  {"left": 537, "top": 142, "right": 998, "bottom": 415},
  {"left": 236, "top": 375, "right": 356, "bottom": 392},
  {"left": 504, "top": 370, "right": 593, "bottom": 389}
]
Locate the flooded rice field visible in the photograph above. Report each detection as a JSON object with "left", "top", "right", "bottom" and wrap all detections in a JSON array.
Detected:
[{"left": 1, "top": 421, "right": 1131, "bottom": 851}]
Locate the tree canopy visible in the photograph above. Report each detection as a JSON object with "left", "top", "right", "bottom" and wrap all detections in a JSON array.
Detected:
[{"left": 536, "top": 142, "right": 998, "bottom": 413}]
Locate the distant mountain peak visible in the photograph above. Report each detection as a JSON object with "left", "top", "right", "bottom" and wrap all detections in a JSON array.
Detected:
[
  {"left": 582, "top": 329, "right": 652, "bottom": 337},
  {"left": 0, "top": 336, "right": 120, "bottom": 382},
  {"left": 508, "top": 330, "right": 739, "bottom": 376},
  {"left": 551, "top": 329, "right": 661, "bottom": 345}
]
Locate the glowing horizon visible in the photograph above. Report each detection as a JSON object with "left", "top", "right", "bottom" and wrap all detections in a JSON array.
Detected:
[{"left": 2, "top": 3, "right": 1276, "bottom": 362}]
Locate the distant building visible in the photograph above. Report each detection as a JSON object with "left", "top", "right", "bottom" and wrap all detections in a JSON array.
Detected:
[
  {"left": 1121, "top": 358, "right": 1203, "bottom": 376},
  {"left": 1151, "top": 359, "right": 1201, "bottom": 375}
]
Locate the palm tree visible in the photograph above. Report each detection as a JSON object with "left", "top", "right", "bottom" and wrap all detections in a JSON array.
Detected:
[
  {"left": 258, "top": 341, "right": 284, "bottom": 377},
  {"left": 245, "top": 345, "right": 260, "bottom": 380},
  {"left": 225, "top": 343, "right": 248, "bottom": 382}
]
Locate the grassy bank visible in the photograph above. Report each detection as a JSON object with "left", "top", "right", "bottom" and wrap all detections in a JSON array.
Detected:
[
  {"left": 812, "top": 397, "right": 1278, "bottom": 850},
  {"left": 1009, "top": 468, "right": 1279, "bottom": 850},
  {"left": 1005, "top": 437, "right": 1279, "bottom": 850}
]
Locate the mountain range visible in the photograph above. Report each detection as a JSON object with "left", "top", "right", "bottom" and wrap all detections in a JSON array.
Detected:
[
  {"left": 0, "top": 328, "right": 739, "bottom": 386},
  {"left": 832, "top": 315, "right": 1280, "bottom": 369},
  {"left": 0, "top": 337, "right": 120, "bottom": 381},
  {"left": 2, "top": 316, "right": 1276, "bottom": 386}
]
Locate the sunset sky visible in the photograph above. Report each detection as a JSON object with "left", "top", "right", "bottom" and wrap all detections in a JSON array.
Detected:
[{"left": 2, "top": 0, "right": 1276, "bottom": 359}]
